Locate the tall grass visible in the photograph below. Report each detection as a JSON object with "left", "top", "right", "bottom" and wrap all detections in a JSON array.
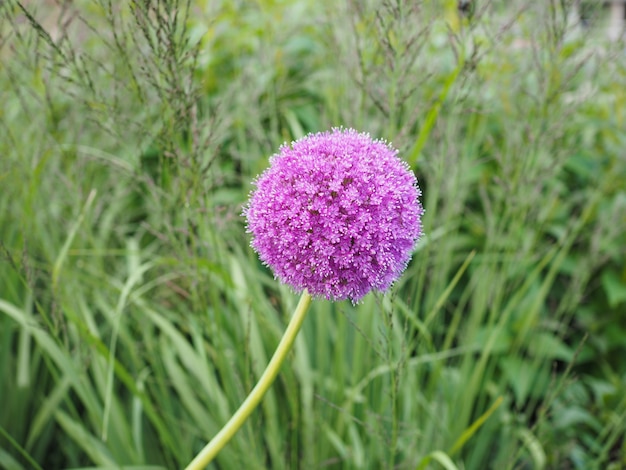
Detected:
[{"left": 1, "top": 0, "right": 625, "bottom": 469}]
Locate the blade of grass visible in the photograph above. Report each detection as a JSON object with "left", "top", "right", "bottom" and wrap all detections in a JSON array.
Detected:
[
  {"left": 55, "top": 410, "right": 117, "bottom": 467},
  {"left": 448, "top": 396, "right": 504, "bottom": 455},
  {"left": 407, "top": 59, "right": 464, "bottom": 168},
  {"left": 51, "top": 189, "right": 97, "bottom": 290},
  {"left": 0, "top": 424, "right": 43, "bottom": 470},
  {"left": 102, "top": 259, "right": 154, "bottom": 441},
  {"left": 416, "top": 450, "right": 459, "bottom": 470}
]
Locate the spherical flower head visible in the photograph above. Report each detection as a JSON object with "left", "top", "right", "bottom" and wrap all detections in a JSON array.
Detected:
[{"left": 244, "top": 128, "right": 423, "bottom": 303}]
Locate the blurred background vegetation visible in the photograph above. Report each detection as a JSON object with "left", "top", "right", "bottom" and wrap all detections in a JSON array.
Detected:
[{"left": 1, "top": 0, "right": 625, "bottom": 469}]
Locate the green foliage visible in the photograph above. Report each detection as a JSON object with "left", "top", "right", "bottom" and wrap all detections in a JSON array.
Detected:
[{"left": 1, "top": 0, "right": 625, "bottom": 469}]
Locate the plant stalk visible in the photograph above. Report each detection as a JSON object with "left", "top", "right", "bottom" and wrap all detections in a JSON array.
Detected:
[{"left": 185, "top": 290, "right": 313, "bottom": 469}]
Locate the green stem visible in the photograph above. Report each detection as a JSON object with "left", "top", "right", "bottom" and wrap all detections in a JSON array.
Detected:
[{"left": 185, "top": 290, "right": 313, "bottom": 470}]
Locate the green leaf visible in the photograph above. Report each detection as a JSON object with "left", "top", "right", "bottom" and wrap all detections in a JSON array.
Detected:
[
  {"left": 500, "top": 357, "right": 535, "bottom": 404},
  {"left": 601, "top": 269, "right": 626, "bottom": 308},
  {"left": 527, "top": 332, "right": 574, "bottom": 361},
  {"left": 517, "top": 428, "right": 546, "bottom": 469},
  {"left": 54, "top": 411, "right": 116, "bottom": 467},
  {"left": 553, "top": 407, "right": 601, "bottom": 431},
  {"left": 448, "top": 396, "right": 503, "bottom": 456},
  {"left": 471, "top": 327, "right": 512, "bottom": 355},
  {"left": 416, "top": 450, "right": 459, "bottom": 470}
]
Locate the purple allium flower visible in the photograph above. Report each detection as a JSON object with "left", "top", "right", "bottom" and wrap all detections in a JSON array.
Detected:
[{"left": 244, "top": 128, "right": 423, "bottom": 303}]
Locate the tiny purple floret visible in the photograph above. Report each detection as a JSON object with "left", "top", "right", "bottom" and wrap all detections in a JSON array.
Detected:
[{"left": 244, "top": 128, "right": 423, "bottom": 303}]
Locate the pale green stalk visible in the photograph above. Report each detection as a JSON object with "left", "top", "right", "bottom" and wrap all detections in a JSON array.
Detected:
[{"left": 185, "top": 291, "right": 313, "bottom": 469}]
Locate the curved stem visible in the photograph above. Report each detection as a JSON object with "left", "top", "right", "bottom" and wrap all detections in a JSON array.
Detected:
[{"left": 185, "top": 290, "right": 313, "bottom": 470}]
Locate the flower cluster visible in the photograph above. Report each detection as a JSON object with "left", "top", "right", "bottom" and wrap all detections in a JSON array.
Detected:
[{"left": 244, "top": 128, "right": 423, "bottom": 303}]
